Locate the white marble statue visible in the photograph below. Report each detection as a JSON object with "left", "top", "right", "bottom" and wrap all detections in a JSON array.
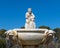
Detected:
[{"left": 25, "top": 8, "right": 36, "bottom": 29}]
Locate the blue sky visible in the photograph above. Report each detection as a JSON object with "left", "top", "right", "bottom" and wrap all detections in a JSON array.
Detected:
[{"left": 0, "top": 0, "right": 60, "bottom": 30}]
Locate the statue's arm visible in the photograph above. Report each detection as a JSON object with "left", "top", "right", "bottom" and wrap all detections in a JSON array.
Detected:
[
  {"left": 32, "top": 13, "right": 35, "bottom": 19},
  {"left": 25, "top": 12, "right": 29, "bottom": 18}
]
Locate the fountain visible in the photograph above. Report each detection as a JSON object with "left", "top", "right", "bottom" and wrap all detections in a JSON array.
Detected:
[{"left": 5, "top": 8, "right": 55, "bottom": 48}]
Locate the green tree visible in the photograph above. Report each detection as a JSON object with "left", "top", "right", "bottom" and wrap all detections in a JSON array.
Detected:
[
  {"left": 39, "top": 26, "right": 51, "bottom": 30},
  {"left": 0, "top": 29, "right": 6, "bottom": 48},
  {"left": 54, "top": 28, "right": 60, "bottom": 43},
  {"left": 0, "top": 38, "right": 6, "bottom": 48},
  {"left": 21, "top": 26, "right": 25, "bottom": 29},
  {"left": 0, "top": 29, "right": 6, "bottom": 38}
]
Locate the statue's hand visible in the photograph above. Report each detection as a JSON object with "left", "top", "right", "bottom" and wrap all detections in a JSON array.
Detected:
[{"left": 26, "top": 15, "right": 30, "bottom": 18}]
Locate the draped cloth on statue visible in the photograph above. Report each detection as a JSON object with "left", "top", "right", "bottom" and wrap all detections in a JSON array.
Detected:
[{"left": 25, "top": 8, "right": 36, "bottom": 29}]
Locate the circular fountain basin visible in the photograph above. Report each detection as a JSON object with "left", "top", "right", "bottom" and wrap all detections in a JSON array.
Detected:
[{"left": 13, "top": 29, "right": 49, "bottom": 45}]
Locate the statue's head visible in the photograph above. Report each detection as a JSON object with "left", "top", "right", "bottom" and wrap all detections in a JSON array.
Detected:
[{"left": 28, "top": 8, "right": 32, "bottom": 14}]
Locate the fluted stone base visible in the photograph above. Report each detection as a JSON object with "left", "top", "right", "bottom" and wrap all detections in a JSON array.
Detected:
[{"left": 23, "top": 45, "right": 39, "bottom": 48}]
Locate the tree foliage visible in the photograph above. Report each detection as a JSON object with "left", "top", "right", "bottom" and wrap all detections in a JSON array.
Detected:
[
  {"left": 53, "top": 28, "right": 60, "bottom": 39},
  {"left": 0, "top": 38, "right": 6, "bottom": 48},
  {"left": 0, "top": 29, "right": 6, "bottom": 48},
  {"left": 39, "top": 26, "right": 51, "bottom": 30},
  {"left": 53, "top": 28, "right": 60, "bottom": 43},
  {"left": 21, "top": 26, "right": 25, "bottom": 29},
  {"left": 0, "top": 29, "right": 6, "bottom": 38},
  {"left": 0, "top": 29, "right": 6, "bottom": 35}
]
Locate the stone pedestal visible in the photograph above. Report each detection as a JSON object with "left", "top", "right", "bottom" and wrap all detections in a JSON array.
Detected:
[
  {"left": 34, "top": 45, "right": 39, "bottom": 48},
  {"left": 23, "top": 45, "right": 39, "bottom": 48}
]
